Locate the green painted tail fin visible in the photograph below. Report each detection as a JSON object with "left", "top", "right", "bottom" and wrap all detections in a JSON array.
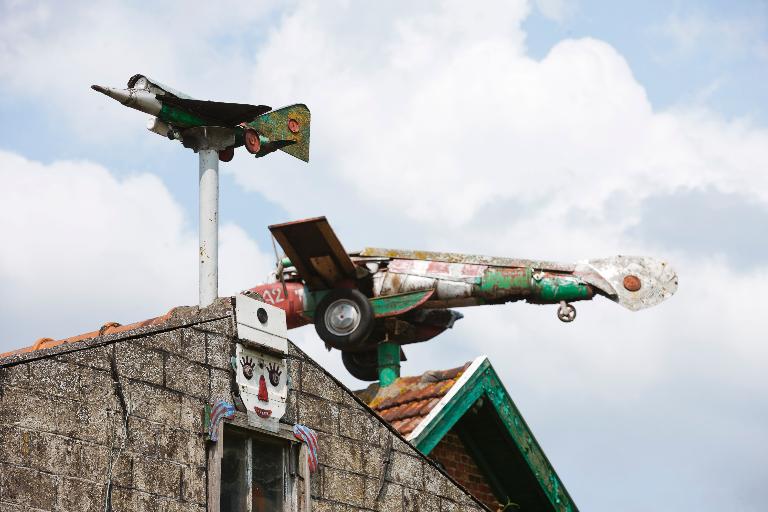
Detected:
[{"left": 247, "top": 104, "right": 310, "bottom": 162}]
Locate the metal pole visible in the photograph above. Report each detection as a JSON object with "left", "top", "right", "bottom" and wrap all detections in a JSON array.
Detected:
[{"left": 199, "top": 149, "right": 219, "bottom": 307}]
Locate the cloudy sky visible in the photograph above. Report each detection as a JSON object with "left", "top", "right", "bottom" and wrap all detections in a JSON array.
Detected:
[{"left": 1, "top": 0, "right": 766, "bottom": 510}]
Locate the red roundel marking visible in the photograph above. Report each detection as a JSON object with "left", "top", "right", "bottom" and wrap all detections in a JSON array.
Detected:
[
  {"left": 623, "top": 275, "right": 642, "bottom": 292},
  {"left": 287, "top": 118, "right": 300, "bottom": 134}
]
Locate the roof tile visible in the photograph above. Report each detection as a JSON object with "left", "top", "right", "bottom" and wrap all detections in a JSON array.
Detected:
[
  {"left": 0, "top": 307, "right": 185, "bottom": 360},
  {"left": 356, "top": 361, "right": 471, "bottom": 437}
]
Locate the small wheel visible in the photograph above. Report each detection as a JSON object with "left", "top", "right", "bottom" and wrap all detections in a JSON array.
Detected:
[
  {"left": 341, "top": 350, "right": 379, "bottom": 381},
  {"left": 557, "top": 301, "right": 576, "bottom": 323},
  {"left": 314, "top": 289, "right": 374, "bottom": 350},
  {"left": 218, "top": 146, "right": 234, "bottom": 162},
  {"left": 244, "top": 128, "right": 261, "bottom": 154}
]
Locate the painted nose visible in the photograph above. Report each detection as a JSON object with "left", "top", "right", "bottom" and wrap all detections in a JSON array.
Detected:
[{"left": 258, "top": 375, "right": 269, "bottom": 403}]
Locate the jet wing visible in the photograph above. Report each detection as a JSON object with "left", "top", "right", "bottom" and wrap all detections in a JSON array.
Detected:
[
  {"left": 160, "top": 95, "right": 272, "bottom": 126},
  {"left": 269, "top": 217, "right": 358, "bottom": 290}
]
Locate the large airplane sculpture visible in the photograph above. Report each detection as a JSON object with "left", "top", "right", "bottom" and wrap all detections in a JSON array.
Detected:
[
  {"left": 249, "top": 217, "right": 678, "bottom": 380},
  {"left": 92, "top": 74, "right": 310, "bottom": 162}
]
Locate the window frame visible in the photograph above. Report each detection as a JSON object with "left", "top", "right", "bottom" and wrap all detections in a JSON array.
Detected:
[{"left": 208, "top": 411, "right": 307, "bottom": 512}]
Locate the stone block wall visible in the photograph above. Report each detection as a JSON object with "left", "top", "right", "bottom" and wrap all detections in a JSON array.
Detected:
[
  {"left": 0, "top": 299, "right": 489, "bottom": 511},
  {"left": 0, "top": 307, "right": 235, "bottom": 512}
]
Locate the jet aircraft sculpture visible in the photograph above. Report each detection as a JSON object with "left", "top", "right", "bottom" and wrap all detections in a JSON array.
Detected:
[
  {"left": 249, "top": 217, "right": 678, "bottom": 380},
  {"left": 93, "top": 74, "right": 310, "bottom": 308},
  {"left": 92, "top": 74, "right": 310, "bottom": 162}
]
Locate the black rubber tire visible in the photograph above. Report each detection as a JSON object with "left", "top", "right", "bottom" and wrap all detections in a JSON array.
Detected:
[
  {"left": 341, "top": 350, "right": 379, "bottom": 381},
  {"left": 314, "top": 289, "right": 374, "bottom": 350}
]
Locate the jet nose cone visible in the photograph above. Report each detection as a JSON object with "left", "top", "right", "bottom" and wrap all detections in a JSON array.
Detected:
[
  {"left": 90, "top": 84, "right": 161, "bottom": 115},
  {"left": 90, "top": 84, "right": 131, "bottom": 104}
]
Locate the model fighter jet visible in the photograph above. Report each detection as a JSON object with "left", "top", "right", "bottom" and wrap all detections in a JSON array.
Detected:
[
  {"left": 92, "top": 74, "right": 310, "bottom": 162},
  {"left": 248, "top": 217, "right": 678, "bottom": 380}
]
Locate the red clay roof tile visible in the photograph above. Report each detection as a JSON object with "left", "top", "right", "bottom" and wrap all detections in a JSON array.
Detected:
[
  {"left": 0, "top": 307, "right": 182, "bottom": 360},
  {"left": 358, "top": 361, "right": 471, "bottom": 437}
]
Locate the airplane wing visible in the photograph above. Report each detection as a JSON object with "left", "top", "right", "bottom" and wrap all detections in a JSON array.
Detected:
[
  {"left": 269, "top": 217, "right": 358, "bottom": 290},
  {"left": 160, "top": 95, "right": 272, "bottom": 126}
]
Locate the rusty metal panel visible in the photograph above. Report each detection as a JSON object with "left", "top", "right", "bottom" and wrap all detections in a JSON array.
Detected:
[
  {"left": 388, "top": 259, "right": 486, "bottom": 284},
  {"left": 269, "top": 217, "right": 357, "bottom": 290},
  {"left": 360, "top": 247, "right": 577, "bottom": 272}
]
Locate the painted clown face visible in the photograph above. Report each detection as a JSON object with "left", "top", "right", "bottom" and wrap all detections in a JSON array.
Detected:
[{"left": 235, "top": 343, "right": 287, "bottom": 432}]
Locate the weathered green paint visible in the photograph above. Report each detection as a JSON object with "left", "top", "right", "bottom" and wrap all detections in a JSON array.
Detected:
[
  {"left": 479, "top": 267, "right": 532, "bottom": 299},
  {"left": 158, "top": 104, "right": 209, "bottom": 128},
  {"left": 370, "top": 290, "right": 433, "bottom": 317},
  {"left": 247, "top": 104, "right": 310, "bottom": 162},
  {"left": 533, "top": 275, "right": 592, "bottom": 302},
  {"left": 301, "top": 287, "right": 330, "bottom": 320},
  {"left": 411, "top": 358, "right": 578, "bottom": 512},
  {"left": 377, "top": 342, "right": 401, "bottom": 387}
]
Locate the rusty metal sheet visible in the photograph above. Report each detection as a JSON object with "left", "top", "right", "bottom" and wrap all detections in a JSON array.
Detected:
[
  {"left": 361, "top": 247, "right": 577, "bottom": 272},
  {"left": 581, "top": 256, "right": 678, "bottom": 311},
  {"left": 387, "top": 259, "right": 487, "bottom": 284},
  {"left": 269, "top": 217, "right": 357, "bottom": 290}
]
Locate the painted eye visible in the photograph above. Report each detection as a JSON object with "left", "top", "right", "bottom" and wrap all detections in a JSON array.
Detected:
[{"left": 267, "top": 363, "right": 282, "bottom": 386}]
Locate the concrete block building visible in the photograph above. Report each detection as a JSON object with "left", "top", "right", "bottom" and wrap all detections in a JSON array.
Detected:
[{"left": 0, "top": 296, "right": 491, "bottom": 511}]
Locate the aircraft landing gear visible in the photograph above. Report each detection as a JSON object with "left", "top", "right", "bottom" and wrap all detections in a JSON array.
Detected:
[
  {"left": 314, "top": 289, "right": 374, "bottom": 350},
  {"left": 341, "top": 350, "right": 378, "bottom": 381},
  {"left": 557, "top": 301, "right": 576, "bottom": 323}
]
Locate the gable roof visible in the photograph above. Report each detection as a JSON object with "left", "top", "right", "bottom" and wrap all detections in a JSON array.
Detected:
[{"left": 358, "top": 356, "right": 579, "bottom": 512}]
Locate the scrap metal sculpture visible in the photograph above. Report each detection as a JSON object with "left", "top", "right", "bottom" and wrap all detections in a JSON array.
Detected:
[
  {"left": 92, "top": 74, "right": 310, "bottom": 306},
  {"left": 250, "top": 217, "right": 678, "bottom": 381}
]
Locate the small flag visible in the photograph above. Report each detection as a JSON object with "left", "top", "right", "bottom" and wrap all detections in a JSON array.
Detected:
[
  {"left": 293, "top": 424, "right": 319, "bottom": 472},
  {"left": 209, "top": 400, "right": 236, "bottom": 441}
]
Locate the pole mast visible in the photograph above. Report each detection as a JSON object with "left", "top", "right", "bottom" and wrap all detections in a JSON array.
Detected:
[
  {"left": 183, "top": 126, "right": 234, "bottom": 307},
  {"left": 198, "top": 148, "right": 219, "bottom": 307}
]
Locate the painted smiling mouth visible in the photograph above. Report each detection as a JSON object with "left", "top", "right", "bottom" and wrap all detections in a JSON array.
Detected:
[{"left": 254, "top": 407, "right": 272, "bottom": 419}]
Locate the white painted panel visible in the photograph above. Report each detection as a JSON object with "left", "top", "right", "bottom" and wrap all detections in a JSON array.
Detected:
[{"left": 235, "top": 294, "right": 288, "bottom": 353}]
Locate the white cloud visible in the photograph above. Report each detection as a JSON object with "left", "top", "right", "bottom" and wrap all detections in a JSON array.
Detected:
[
  {"left": 229, "top": 0, "right": 768, "bottom": 251},
  {"left": 654, "top": 11, "right": 768, "bottom": 61},
  {"left": 0, "top": 150, "right": 272, "bottom": 347}
]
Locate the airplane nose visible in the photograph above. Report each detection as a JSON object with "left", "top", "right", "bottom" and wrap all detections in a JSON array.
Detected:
[{"left": 90, "top": 84, "right": 162, "bottom": 115}]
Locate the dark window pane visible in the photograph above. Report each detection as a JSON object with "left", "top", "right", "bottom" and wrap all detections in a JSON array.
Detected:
[
  {"left": 252, "top": 438, "right": 284, "bottom": 511},
  {"left": 221, "top": 430, "right": 249, "bottom": 512}
]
